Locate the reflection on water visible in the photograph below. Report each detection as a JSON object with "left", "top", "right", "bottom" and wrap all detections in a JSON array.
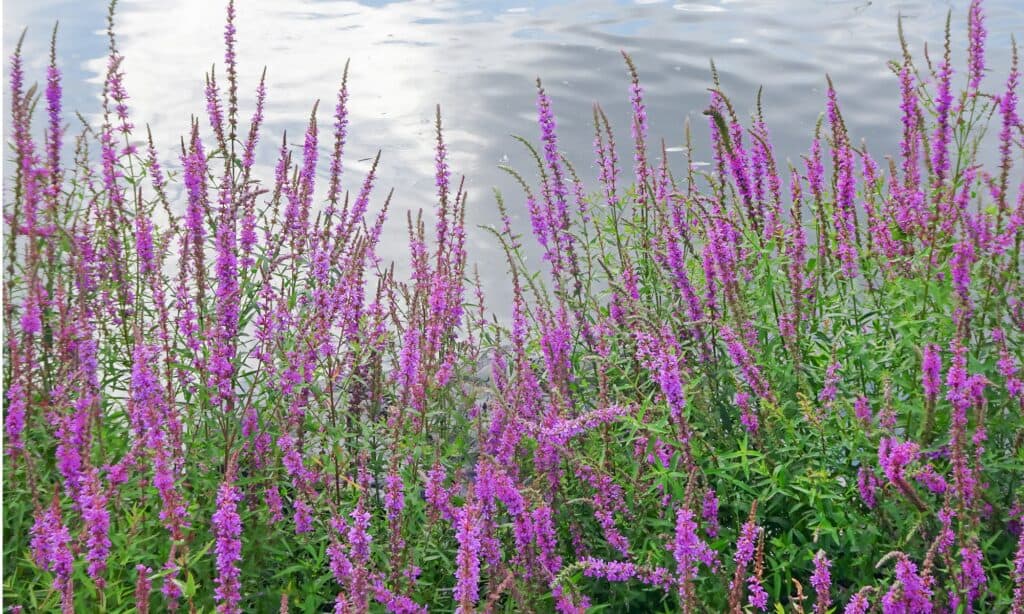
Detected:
[{"left": 4, "top": 0, "right": 1023, "bottom": 311}]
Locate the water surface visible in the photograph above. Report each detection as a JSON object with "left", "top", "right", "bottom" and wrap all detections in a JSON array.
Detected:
[{"left": 4, "top": 0, "right": 1022, "bottom": 311}]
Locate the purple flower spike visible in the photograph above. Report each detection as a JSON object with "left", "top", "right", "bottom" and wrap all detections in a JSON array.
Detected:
[{"left": 212, "top": 479, "right": 243, "bottom": 614}]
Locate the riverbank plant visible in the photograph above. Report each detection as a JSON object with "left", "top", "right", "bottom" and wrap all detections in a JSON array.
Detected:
[{"left": 4, "top": 1, "right": 1023, "bottom": 611}]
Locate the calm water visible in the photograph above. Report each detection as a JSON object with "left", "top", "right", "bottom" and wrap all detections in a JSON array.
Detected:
[{"left": 4, "top": 0, "right": 1023, "bottom": 311}]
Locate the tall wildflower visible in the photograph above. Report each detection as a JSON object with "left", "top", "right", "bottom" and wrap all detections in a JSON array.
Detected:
[
  {"left": 729, "top": 503, "right": 766, "bottom": 612},
  {"left": 922, "top": 344, "right": 943, "bottom": 402},
  {"left": 80, "top": 469, "right": 111, "bottom": 587},
  {"left": 844, "top": 589, "right": 872, "bottom": 614},
  {"left": 810, "top": 551, "right": 832, "bottom": 614},
  {"left": 880, "top": 556, "right": 932, "bottom": 614},
  {"left": 30, "top": 499, "right": 74, "bottom": 610},
  {"left": 878, "top": 437, "right": 926, "bottom": 510},
  {"left": 454, "top": 492, "right": 482, "bottom": 614},
  {"left": 952, "top": 542, "right": 986, "bottom": 613},
  {"left": 670, "top": 507, "right": 716, "bottom": 612},
  {"left": 533, "top": 79, "right": 578, "bottom": 291},
  {"left": 946, "top": 340, "right": 979, "bottom": 510},
  {"left": 818, "top": 360, "right": 841, "bottom": 410},
  {"left": 996, "top": 41, "right": 1019, "bottom": 219},
  {"left": 592, "top": 104, "right": 619, "bottom": 209},
  {"left": 922, "top": 343, "right": 942, "bottom": 441},
  {"left": 135, "top": 565, "right": 153, "bottom": 614},
  {"left": 930, "top": 32, "right": 954, "bottom": 195},
  {"left": 44, "top": 26, "right": 63, "bottom": 199},
  {"left": 1012, "top": 528, "right": 1024, "bottom": 613},
  {"left": 895, "top": 63, "right": 923, "bottom": 234},
  {"left": 623, "top": 52, "right": 651, "bottom": 206},
  {"left": 967, "top": 0, "right": 986, "bottom": 93},
  {"left": 212, "top": 476, "right": 243, "bottom": 613},
  {"left": 826, "top": 80, "right": 859, "bottom": 278},
  {"left": 720, "top": 325, "right": 775, "bottom": 404}
]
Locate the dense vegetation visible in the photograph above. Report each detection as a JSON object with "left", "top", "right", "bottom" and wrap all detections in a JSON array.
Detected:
[{"left": 4, "top": 1, "right": 1023, "bottom": 612}]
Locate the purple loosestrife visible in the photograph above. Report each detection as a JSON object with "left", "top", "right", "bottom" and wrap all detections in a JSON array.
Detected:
[
  {"left": 735, "top": 391, "right": 758, "bottom": 435},
  {"left": 723, "top": 116, "right": 758, "bottom": 232},
  {"left": 425, "top": 463, "right": 454, "bottom": 523},
  {"left": 242, "top": 70, "right": 266, "bottom": 173},
  {"left": 4, "top": 351, "right": 28, "bottom": 453},
  {"left": 818, "top": 360, "right": 841, "bottom": 410},
  {"left": 937, "top": 507, "right": 956, "bottom": 555},
  {"left": 346, "top": 502, "right": 373, "bottom": 610},
  {"left": 54, "top": 389, "right": 90, "bottom": 501},
  {"left": 623, "top": 53, "right": 652, "bottom": 206},
  {"left": 752, "top": 116, "right": 783, "bottom": 239},
  {"left": 734, "top": 519, "right": 758, "bottom": 568},
  {"left": 130, "top": 344, "right": 187, "bottom": 537},
  {"left": 861, "top": 151, "right": 900, "bottom": 263},
  {"left": 593, "top": 104, "right": 619, "bottom": 209},
  {"left": 786, "top": 168, "right": 810, "bottom": 322},
  {"left": 326, "top": 64, "right": 350, "bottom": 207},
  {"left": 876, "top": 439, "right": 927, "bottom": 510},
  {"left": 952, "top": 542, "right": 986, "bottom": 613},
  {"left": 826, "top": 82, "right": 860, "bottom": 278},
  {"left": 45, "top": 31, "right": 63, "bottom": 198},
  {"left": 81, "top": 468, "right": 111, "bottom": 587},
  {"left": 30, "top": 499, "right": 74, "bottom": 608},
  {"left": 371, "top": 578, "right": 427, "bottom": 614},
  {"left": 534, "top": 80, "right": 577, "bottom": 289},
  {"left": 327, "top": 517, "right": 354, "bottom": 592},
  {"left": 223, "top": 0, "right": 238, "bottom": 138},
  {"left": 856, "top": 464, "right": 880, "bottom": 507},
  {"left": 297, "top": 106, "right": 319, "bottom": 245},
  {"left": 182, "top": 125, "right": 208, "bottom": 280},
  {"left": 541, "top": 405, "right": 631, "bottom": 447},
  {"left": 1013, "top": 528, "right": 1024, "bottom": 613},
  {"left": 435, "top": 106, "right": 452, "bottom": 240},
  {"left": 212, "top": 181, "right": 240, "bottom": 409},
  {"left": 384, "top": 470, "right": 405, "bottom": 524},
  {"left": 384, "top": 467, "right": 406, "bottom": 571},
  {"left": 454, "top": 493, "right": 482, "bottom": 614},
  {"left": 661, "top": 224, "right": 705, "bottom": 332},
  {"left": 634, "top": 327, "right": 695, "bottom": 453},
  {"left": 576, "top": 465, "right": 631, "bottom": 557},
  {"left": 931, "top": 54, "right": 954, "bottom": 195},
  {"left": 854, "top": 395, "right": 872, "bottom": 426},
  {"left": 922, "top": 344, "right": 942, "bottom": 402},
  {"left": 967, "top": 0, "right": 986, "bottom": 93},
  {"left": 473, "top": 463, "right": 505, "bottom": 569},
  {"left": 266, "top": 485, "right": 284, "bottom": 523},
  {"left": 670, "top": 507, "right": 717, "bottom": 611},
  {"left": 532, "top": 505, "right": 562, "bottom": 577},
  {"left": 747, "top": 576, "right": 769, "bottom": 611},
  {"left": 996, "top": 43, "right": 1019, "bottom": 219},
  {"left": 578, "top": 557, "right": 675, "bottom": 592},
  {"left": 844, "top": 590, "right": 872, "bottom": 614},
  {"left": 720, "top": 325, "right": 775, "bottom": 404},
  {"left": 205, "top": 69, "right": 226, "bottom": 148},
  {"left": 881, "top": 556, "right": 932, "bottom": 614},
  {"left": 277, "top": 434, "right": 316, "bottom": 532},
  {"left": 993, "top": 328, "right": 1024, "bottom": 407},
  {"left": 810, "top": 551, "right": 832, "bottom": 614},
  {"left": 212, "top": 477, "right": 243, "bottom": 614},
  {"left": 946, "top": 340, "right": 979, "bottom": 510},
  {"left": 806, "top": 134, "right": 830, "bottom": 268},
  {"left": 951, "top": 240, "right": 976, "bottom": 326},
  {"left": 702, "top": 489, "right": 720, "bottom": 538},
  {"left": 135, "top": 565, "right": 153, "bottom": 614},
  {"left": 914, "top": 464, "right": 947, "bottom": 494},
  {"left": 894, "top": 64, "right": 924, "bottom": 234},
  {"left": 730, "top": 505, "right": 767, "bottom": 612}
]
